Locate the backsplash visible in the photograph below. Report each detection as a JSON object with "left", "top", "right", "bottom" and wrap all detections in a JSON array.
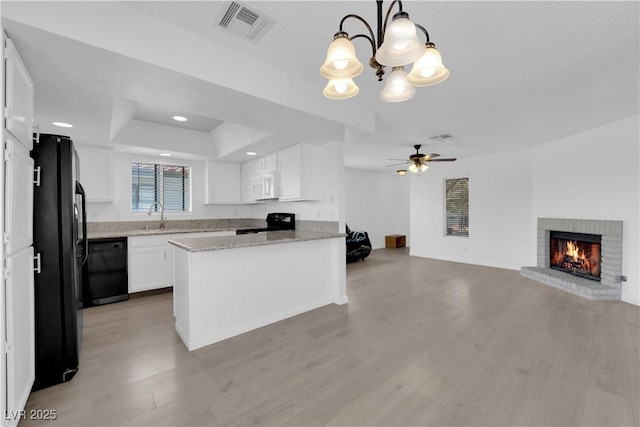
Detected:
[{"left": 87, "top": 218, "right": 339, "bottom": 235}]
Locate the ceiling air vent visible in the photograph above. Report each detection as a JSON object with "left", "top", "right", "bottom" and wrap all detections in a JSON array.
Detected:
[
  {"left": 429, "top": 133, "right": 453, "bottom": 142},
  {"left": 218, "top": 1, "right": 272, "bottom": 43}
]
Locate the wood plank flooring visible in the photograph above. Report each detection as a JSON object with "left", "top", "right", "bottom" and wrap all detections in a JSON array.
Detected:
[{"left": 21, "top": 248, "right": 640, "bottom": 426}]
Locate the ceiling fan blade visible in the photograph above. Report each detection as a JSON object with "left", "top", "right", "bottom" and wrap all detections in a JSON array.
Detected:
[
  {"left": 386, "top": 162, "right": 410, "bottom": 167},
  {"left": 427, "top": 158, "right": 457, "bottom": 162},
  {"left": 386, "top": 158, "right": 410, "bottom": 161},
  {"left": 424, "top": 153, "right": 441, "bottom": 159}
]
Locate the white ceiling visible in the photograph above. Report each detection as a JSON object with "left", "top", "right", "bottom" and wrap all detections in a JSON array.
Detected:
[{"left": 2, "top": 1, "right": 638, "bottom": 171}]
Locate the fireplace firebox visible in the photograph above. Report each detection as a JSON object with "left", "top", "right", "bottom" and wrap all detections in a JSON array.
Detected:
[{"left": 549, "top": 231, "right": 601, "bottom": 281}]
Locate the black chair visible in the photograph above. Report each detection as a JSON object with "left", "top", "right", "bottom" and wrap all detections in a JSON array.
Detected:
[{"left": 346, "top": 224, "right": 372, "bottom": 263}]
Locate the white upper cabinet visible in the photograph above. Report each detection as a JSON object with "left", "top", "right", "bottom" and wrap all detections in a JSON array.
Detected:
[
  {"left": 204, "top": 161, "right": 243, "bottom": 204},
  {"left": 253, "top": 152, "right": 279, "bottom": 174},
  {"left": 4, "top": 36, "right": 35, "bottom": 150},
  {"left": 242, "top": 161, "right": 256, "bottom": 203},
  {"left": 278, "top": 143, "right": 321, "bottom": 201},
  {"left": 3, "top": 138, "right": 34, "bottom": 256},
  {"left": 75, "top": 145, "right": 113, "bottom": 202}
]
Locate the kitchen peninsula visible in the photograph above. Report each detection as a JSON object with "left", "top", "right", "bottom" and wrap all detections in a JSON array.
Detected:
[{"left": 169, "top": 230, "right": 347, "bottom": 351}]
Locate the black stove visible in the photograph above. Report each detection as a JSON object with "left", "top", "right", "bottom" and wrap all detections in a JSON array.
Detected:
[{"left": 236, "top": 213, "right": 296, "bottom": 235}]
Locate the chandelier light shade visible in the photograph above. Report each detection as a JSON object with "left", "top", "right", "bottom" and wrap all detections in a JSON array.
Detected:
[
  {"left": 320, "top": 33, "right": 364, "bottom": 79},
  {"left": 396, "top": 169, "right": 407, "bottom": 176},
  {"left": 407, "top": 42, "right": 450, "bottom": 86},
  {"left": 380, "top": 66, "right": 415, "bottom": 102},
  {"left": 375, "top": 12, "right": 424, "bottom": 67},
  {"left": 322, "top": 78, "right": 360, "bottom": 99},
  {"left": 320, "top": 0, "right": 449, "bottom": 102}
]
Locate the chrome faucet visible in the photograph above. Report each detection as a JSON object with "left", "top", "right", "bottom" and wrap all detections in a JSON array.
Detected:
[{"left": 146, "top": 201, "right": 165, "bottom": 229}]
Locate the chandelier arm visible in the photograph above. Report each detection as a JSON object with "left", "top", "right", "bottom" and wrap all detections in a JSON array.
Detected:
[
  {"left": 381, "top": 0, "right": 403, "bottom": 43},
  {"left": 339, "top": 14, "right": 377, "bottom": 48},
  {"left": 349, "top": 34, "right": 376, "bottom": 56},
  {"left": 414, "top": 24, "right": 431, "bottom": 43}
]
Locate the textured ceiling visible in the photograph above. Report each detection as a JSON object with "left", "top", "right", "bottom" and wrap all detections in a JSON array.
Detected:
[{"left": 2, "top": 1, "right": 639, "bottom": 170}]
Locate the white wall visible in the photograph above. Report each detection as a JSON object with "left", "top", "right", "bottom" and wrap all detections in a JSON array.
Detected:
[
  {"left": 532, "top": 115, "right": 639, "bottom": 305},
  {"left": 410, "top": 149, "right": 535, "bottom": 269},
  {"left": 409, "top": 115, "right": 639, "bottom": 306},
  {"left": 345, "top": 168, "right": 410, "bottom": 249}
]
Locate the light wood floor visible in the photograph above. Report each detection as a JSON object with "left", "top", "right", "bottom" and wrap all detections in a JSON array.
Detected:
[{"left": 22, "top": 248, "right": 640, "bottom": 426}]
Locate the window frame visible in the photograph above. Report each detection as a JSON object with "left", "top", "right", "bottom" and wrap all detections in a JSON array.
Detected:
[
  {"left": 131, "top": 161, "right": 192, "bottom": 214},
  {"left": 443, "top": 176, "right": 469, "bottom": 237}
]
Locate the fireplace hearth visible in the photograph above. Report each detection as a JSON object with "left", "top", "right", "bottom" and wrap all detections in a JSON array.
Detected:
[
  {"left": 521, "top": 218, "right": 623, "bottom": 301},
  {"left": 549, "top": 231, "right": 601, "bottom": 281}
]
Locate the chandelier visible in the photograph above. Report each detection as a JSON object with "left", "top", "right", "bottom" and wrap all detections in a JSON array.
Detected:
[{"left": 320, "top": 0, "right": 449, "bottom": 102}]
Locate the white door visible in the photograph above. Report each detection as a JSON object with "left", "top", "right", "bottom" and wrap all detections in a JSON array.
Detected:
[
  {"left": 3, "top": 36, "right": 35, "bottom": 150},
  {"left": 3, "top": 246, "right": 35, "bottom": 427},
  {"left": 3, "top": 137, "right": 34, "bottom": 256}
]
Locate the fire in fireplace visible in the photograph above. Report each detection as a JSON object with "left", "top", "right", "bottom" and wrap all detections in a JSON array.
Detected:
[{"left": 550, "top": 231, "right": 601, "bottom": 281}]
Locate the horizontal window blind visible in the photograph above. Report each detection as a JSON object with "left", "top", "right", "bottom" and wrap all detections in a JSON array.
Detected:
[
  {"left": 445, "top": 177, "right": 469, "bottom": 237},
  {"left": 131, "top": 162, "right": 191, "bottom": 212}
]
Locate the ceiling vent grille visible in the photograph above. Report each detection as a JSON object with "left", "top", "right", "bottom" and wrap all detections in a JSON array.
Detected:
[
  {"left": 218, "top": 1, "right": 272, "bottom": 43},
  {"left": 429, "top": 133, "right": 453, "bottom": 142}
]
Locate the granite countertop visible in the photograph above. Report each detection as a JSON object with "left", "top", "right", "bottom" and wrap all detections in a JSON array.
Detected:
[
  {"left": 87, "top": 227, "right": 242, "bottom": 239},
  {"left": 169, "top": 231, "right": 346, "bottom": 252}
]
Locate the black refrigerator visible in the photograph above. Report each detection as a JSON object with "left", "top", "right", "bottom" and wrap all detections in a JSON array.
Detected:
[{"left": 31, "top": 133, "right": 87, "bottom": 390}]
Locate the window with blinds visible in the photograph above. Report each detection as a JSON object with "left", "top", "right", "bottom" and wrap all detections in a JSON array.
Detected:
[
  {"left": 131, "top": 162, "right": 191, "bottom": 212},
  {"left": 445, "top": 177, "right": 469, "bottom": 237}
]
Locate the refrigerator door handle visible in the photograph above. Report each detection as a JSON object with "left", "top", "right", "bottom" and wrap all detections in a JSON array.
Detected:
[
  {"left": 34, "top": 165, "right": 41, "bottom": 186},
  {"left": 33, "top": 253, "right": 42, "bottom": 274},
  {"left": 76, "top": 182, "right": 88, "bottom": 266}
]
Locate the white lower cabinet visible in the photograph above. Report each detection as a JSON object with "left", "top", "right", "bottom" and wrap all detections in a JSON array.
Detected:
[
  {"left": 128, "top": 245, "right": 172, "bottom": 293},
  {"left": 128, "top": 231, "right": 235, "bottom": 293}
]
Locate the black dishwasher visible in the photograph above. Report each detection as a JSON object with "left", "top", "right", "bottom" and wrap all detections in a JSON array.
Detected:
[{"left": 83, "top": 238, "right": 129, "bottom": 307}]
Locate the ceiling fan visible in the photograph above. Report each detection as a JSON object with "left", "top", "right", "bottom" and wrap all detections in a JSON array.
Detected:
[{"left": 387, "top": 144, "right": 457, "bottom": 175}]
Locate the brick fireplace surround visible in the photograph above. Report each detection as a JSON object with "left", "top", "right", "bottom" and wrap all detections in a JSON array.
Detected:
[{"left": 521, "top": 218, "right": 623, "bottom": 300}]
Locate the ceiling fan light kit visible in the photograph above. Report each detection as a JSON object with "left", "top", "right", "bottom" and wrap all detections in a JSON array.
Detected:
[
  {"left": 320, "top": 0, "right": 449, "bottom": 102},
  {"left": 389, "top": 144, "right": 457, "bottom": 175}
]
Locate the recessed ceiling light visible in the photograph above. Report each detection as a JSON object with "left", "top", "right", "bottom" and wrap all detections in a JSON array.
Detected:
[
  {"left": 159, "top": 153, "right": 172, "bottom": 157},
  {"left": 172, "top": 116, "right": 187, "bottom": 122},
  {"left": 52, "top": 121, "right": 73, "bottom": 128},
  {"left": 246, "top": 151, "right": 257, "bottom": 156}
]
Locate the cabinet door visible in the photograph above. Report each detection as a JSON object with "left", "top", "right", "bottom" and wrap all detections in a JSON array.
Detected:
[
  {"left": 242, "top": 161, "right": 256, "bottom": 202},
  {"left": 128, "top": 246, "right": 172, "bottom": 293},
  {"left": 75, "top": 145, "right": 113, "bottom": 202},
  {"left": 205, "top": 161, "right": 242, "bottom": 204},
  {"left": 4, "top": 247, "right": 35, "bottom": 426},
  {"left": 4, "top": 37, "right": 34, "bottom": 151},
  {"left": 3, "top": 138, "right": 34, "bottom": 256},
  {"left": 262, "top": 153, "right": 279, "bottom": 173},
  {"left": 278, "top": 143, "right": 320, "bottom": 201},
  {"left": 278, "top": 144, "right": 302, "bottom": 201}
]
